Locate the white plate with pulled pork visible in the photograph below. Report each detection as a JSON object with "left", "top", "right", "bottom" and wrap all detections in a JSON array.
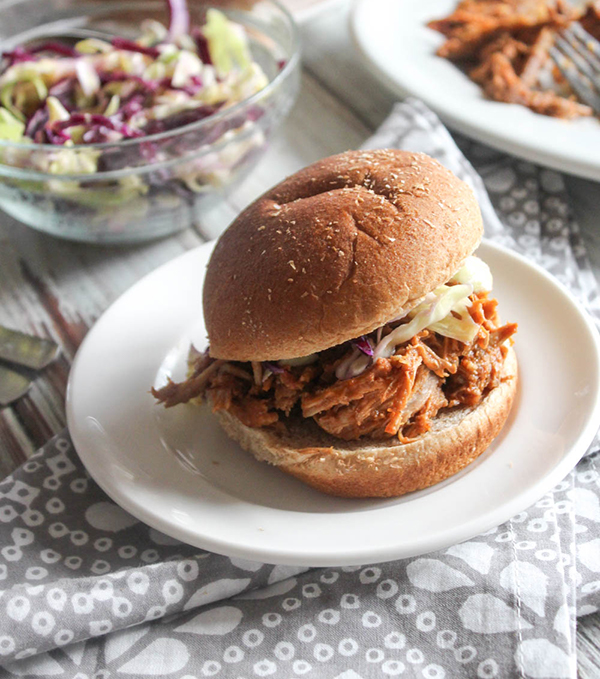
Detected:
[
  {"left": 352, "top": 0, "right": 600, "bottom": 182},
  {"left": 67, "top": 236, "right": 600, "bottom": 566}
]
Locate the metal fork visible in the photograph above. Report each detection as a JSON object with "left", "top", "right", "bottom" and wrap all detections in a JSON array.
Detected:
[
  {"left": 0, "top": 326, "right": 60, "bottom": 407},
  {"left": 550, "top": 22, "right": 600, "bottom": 114}
]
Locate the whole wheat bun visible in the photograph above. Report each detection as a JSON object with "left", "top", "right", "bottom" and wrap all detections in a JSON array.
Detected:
[
  {"left": 212, "top": 347, "right": 517, "bottom": 498},
  {"left": 203, "top": 149, "right": 483, "bottom": 361}
]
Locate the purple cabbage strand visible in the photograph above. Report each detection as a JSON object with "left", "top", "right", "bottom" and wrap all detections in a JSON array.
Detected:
[
  {"left": 192, "top": 28, "right": 212, "bottom": 64},
  {"left": 25, "top": 107, "right": 49, "bottom": 137},
  {"left": 353, "top": 336, "right": 374, "bottom": 357},
  {"left": 262, "top": 362, "right": 284, "bottom": 375},
  {"left": 142, "top": 104, "right": 221, "bottom": 134},
  {"left": 2, "top": 47, "right": 36, "bottom": 65},
  {"left": 168, "top": 0, "right": 190, "bottom": 39},
  {"left": 30, "top": 41, "right": 78, "bottom": 58},
  {"left": 111, "top": 38, "right": 160, "bottom": 58}
]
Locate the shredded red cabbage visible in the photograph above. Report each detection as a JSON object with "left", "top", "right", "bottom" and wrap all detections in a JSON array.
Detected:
[
  {"left": 31, "top": 42, "right": 78, "bottom": 58},
  {"left": 142, "top": 104, "right": 221, "bottom": 134},
  {"left": 119, "top": 94, "right": 145, "bottom": 120},
  {"left": 140, "top": 141, "right": 158, "bottom": 161},
  {"left": 53, "top": 113, "right": 88, "bottom": 131},
  {"left": 25, "top": 107, "right": 49, "bottom": 137},
  {"left": 48, "top": 77, "right": 77, "bottom": 107},
  {"left": 192, "top": 29, "right": 212, "bottom": 65},
  {"left": 163, "top": 74, "right": 204, "bottom": 96},
  {"left": 168, "top": 0, "right": 190, "bottom": 39},
  {"left": 2, "top": 47, "right": 36, "bottom": 65},
  {"left": 4, "top": 41, "right": 78, "bottom": 67},
  {"left": 111, "top": 38, "right": 160, "bottom": 59},
  {"left": 45, "top": 126, "right": 71, "bottom": 144},
  {"left": 48, "top": 112, "right": 145, "bottom": 142},
  {"left": 262, "top": 362, "right": 284, "bottom": 374},
  {"left": 82, "top": 126, "right": 120, "bottom": 143},
  {"left": 90, "top": 114, "right": 116, "bottom": 128},
  {"left": 353, "top": 336, "right": 374, "bottom": 357},
  {"left": 114, "top": 122, "right": 144, "bottom": 138}
]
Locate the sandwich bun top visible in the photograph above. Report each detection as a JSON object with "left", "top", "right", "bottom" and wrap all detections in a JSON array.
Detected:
[{"left": 203, "top": 149, "right": 483, "bottom": 361}]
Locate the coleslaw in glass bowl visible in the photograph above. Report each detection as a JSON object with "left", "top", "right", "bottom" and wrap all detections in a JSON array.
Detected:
[{"left": 0, "top": 0, "right": 299, "bottom": 242}]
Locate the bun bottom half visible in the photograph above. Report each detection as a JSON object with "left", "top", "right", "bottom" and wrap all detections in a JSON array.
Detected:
[{"left": 213, "top": 347, "right": 518, "bottom": 498}]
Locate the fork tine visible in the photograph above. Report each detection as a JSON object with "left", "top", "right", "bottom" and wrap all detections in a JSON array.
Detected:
[
  {"left": 555, "top": 34, "right": 600, "bottom": 92},
  {"left": 550, "top": 44, "right": 600, "bottom": 114},
  {"left": 562, "top": 28, "right": 600, "bottom": 78},
  {"left": 571, "top": 22, "right": 600, "bottom": 61}
]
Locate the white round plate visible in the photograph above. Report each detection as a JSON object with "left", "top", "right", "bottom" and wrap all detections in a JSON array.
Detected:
[
  {"left": 67, "top": 240, "right": 600, "bottom": 566},
  {"left": 351, "top": 0, "right": 600, "bottom": 182}
]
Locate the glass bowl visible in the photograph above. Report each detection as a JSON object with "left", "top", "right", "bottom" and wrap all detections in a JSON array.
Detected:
[{"left": 0, "top": 0, "right": 300, "bottom": 243}]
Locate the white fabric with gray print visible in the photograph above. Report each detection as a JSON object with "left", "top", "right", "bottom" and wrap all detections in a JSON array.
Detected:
[{"left": 0, "top": 99, "right": 599, "bottom": 679}]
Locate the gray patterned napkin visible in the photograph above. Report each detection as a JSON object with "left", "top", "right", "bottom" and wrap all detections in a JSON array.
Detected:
[{"left": 1, "top": 99, "right": 599, "bottom": 679}]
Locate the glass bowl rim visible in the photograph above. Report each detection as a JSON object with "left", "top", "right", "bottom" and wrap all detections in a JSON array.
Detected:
[{"left": 0, "top": 0, "right": 300, "bottom": 155}]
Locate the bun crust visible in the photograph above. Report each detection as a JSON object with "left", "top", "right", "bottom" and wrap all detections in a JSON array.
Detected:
[
  {"left": 213, "top": 347, "right": 517, "bottom": 498},
  {"left": 203, "top": 150, "right": 483, "bottom": 361}
]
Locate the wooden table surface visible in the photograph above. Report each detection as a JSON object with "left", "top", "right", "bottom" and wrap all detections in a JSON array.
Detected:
[{"left": 1, "top": 0, "right": 600, "bottom": 673}]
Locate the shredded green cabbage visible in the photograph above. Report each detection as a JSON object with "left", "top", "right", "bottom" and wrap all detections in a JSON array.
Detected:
[
  {"left": 373, "top": 256, "right": 492, "bottom": 357},
  {"left": 171, "top": 51, "right": 203, "bottom": 87},
  {"left": 450, "top": 255, "right": 493, "bottom": 292},
  {"left": 75, "top": 60, "right": 101, "bottom": 97},
  {"left": 203, "top": 9, "right": 252, "bottom": 77},
  {"left": 47, "top": 173, "right": 147, "bottom": 207},
  {"left": 138, "top": 19, "right": 168, "bottom": 46},
  {"left": 76, "top": 38, "right": 112, "bottom": 54},
  {"left": 0, "top": 107, "right": 25, "bottom": 141},
  {"left": 46, "top": 148, "right": 100, "bottom": 175},
  {"left": 1, "top": 84, "right": 24, "bottom": 121},
  {"left": 46, "top": 96, "right": 69, "bottom": 123},
  {"left": 374, "top": 284, "right": 474, "bottom": 359},
  {"left": 429, "top": 299, "right": 480, "bottom": 343},
  {"left": 103, "top": 94, "right": 120, "bottom": 117}
]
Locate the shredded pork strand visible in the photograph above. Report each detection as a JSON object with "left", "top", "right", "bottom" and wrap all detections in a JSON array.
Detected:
[{"left": 152, "top": 292, "right": 517, "bottom": 442}]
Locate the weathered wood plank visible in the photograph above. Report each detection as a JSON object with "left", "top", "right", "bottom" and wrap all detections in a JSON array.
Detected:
[
  {"left": 578, "top": 614, "right": 600, "bottom": 679},
  {"left": 0, "top": 409, "right": 35, "bottom": 473}
]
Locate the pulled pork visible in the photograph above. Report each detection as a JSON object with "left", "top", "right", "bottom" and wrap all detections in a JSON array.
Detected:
[
  {"left": 428, "top": 0, "right": 600, "bottom": 119},
  {"left": 153, "top": 292, "right": 517, "bottom": 442}
]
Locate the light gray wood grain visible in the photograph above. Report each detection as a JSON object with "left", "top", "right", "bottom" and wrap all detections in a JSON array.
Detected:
[{"left": 578, "top": 614, "right": 600, "bottom": 678}]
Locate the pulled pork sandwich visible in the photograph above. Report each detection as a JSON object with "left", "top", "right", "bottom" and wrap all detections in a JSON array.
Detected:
[{"left": 153, "top": 149, "right": 518, "bottom": 498}]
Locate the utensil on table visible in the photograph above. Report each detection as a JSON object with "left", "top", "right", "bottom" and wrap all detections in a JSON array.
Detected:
[
  {"left": 0, "top": 325, "right": 60, "bottom": 406},
  {"left": 0, "top": 325, "right": 60, "bottom": 370},
  {"left": 0, "top": 364, "right": 32, "bottom": 407}
]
